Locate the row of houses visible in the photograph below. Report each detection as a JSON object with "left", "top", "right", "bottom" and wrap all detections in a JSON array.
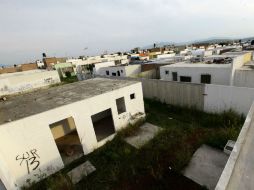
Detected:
[
  {"left": 1, "top": 49, "right": 254, "bottom": 97},
  {"left": 99, "top": 51, "right": 254, "bottom": 89},
  {"left": 1, "top": 45, "right": 254, "bottom": 189},
  {"left": 0, "top": 54, "right": 130, "bottom": 96}
]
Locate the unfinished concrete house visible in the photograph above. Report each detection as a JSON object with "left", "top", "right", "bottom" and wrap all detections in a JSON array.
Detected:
[{"left": 0, "top": 78, "right": 145, "bottom": 189}]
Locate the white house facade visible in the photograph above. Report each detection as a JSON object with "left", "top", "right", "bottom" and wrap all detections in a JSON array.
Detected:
[
  {"left": 97, "top": 65, "right": 141, "bottom": 78},
  {"left": 160, "top": 52, "right": 253, "bottom": 86}
]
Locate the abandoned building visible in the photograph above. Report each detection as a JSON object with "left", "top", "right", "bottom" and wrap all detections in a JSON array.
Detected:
[{"left": 0, "top": 78, "right": 145, "bottom": 189}]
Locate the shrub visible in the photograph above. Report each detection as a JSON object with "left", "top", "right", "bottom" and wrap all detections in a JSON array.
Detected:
[{"left": 65, "top": 71, "right": 72, "bottom": 78}]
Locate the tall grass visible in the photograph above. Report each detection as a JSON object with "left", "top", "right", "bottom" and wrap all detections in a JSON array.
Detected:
[{"left": 26, "top": 99, "right": 244, "bottom": 190}]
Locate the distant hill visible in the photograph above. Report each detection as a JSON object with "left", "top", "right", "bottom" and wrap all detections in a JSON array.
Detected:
[
  {"left": 141, "top": 36, "right": 254, "bottom": 49},
  {"left": 187, "top": 37, "right": 234, "bottom": 45},
  {"left": 241, "top": 36, "right": 254, "bottom": 42},
  {"left": 142, "top": 42, "right": 175, "bottom": 49}
]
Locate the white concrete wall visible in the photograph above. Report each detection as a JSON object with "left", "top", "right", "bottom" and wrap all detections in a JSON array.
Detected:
[
  {"left": 191, "top": 49, "right": 205, "bottom": 56},
  {"left": 98, "top": 65, "right": 141, "bottom": 78},
  {"left": 0, "top": 70, "right": 61, "bottom": 96},
  {"left": 0, "top": 82, "right": 145, "bottom": 189},
  {"left": 204, "top": 84, "right": 254, "bottom": 115},
  {"left": 204, "top": 50, "right": 213, "bottom": 56},
  {"left": 229, "top": 52, "right": 253, "bottom": 85},
  {"left": 125, "top": 65, "right": 141, "bottom": 77},
  {"left": 140, "top": 79, "right": 204, "bottom": 110},
  {"left": 74, "top": 59, "right": 128, "bottom": 76},
  {"left": 93, "top": 61, "right": 115, "bottom": 75},
  {"left": 230, "top": 55, "right": 245, "bottom": 85},
  {"left": 180, "top": 50, "right": 188, "bottom": 55},
  {"left": 160, "top": 64, "right": 232, "bottom": 85},
  {"left": 157, "top": 53, "right": 176, "bottom": 59},
  {"left": 160, "top": 53, "right": 251, "bottom": 86},
  {"left": 67, "top": 59, "right": 88, "bottom": 66},
  {"left": 81, "top": 55, "right": 128, "bottom": 65},
  {"left": 98, "top": 66, "right": 126, "bottom": 77},
  {"left": 121, "top": 59, "right": 129, "bottom": 65},
  {"left": 234, "top": 70, "right": 254, "bottom": 88}
]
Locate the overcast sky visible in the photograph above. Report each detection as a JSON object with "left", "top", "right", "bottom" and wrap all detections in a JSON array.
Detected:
[{"left": 0, "top": 0, "right": 254, "bottom": 65}]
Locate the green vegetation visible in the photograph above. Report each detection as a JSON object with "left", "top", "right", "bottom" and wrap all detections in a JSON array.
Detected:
[
  {"left": 118, "top": 117, "right": 146, "bottom": 138},
  {"left": 61, "top": 75, "right": 78, "bottom": 84},
  {"left": 145, "top": 99, "right": 244, "bottom": 149},
  {"left": 65, "top": 71, "right": 72, "bottom": 78},
  {"left": 26, "top": 99, "right": 244, "bottom": 190},
  {"left": 22, "top": 172, "right": 73, "bottom": 190},
  {"left": 49, "top": 76, "right": 78, "bottom": 88}
]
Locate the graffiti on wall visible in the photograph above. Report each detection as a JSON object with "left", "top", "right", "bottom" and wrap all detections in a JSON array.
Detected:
[
  {"left": 16, "top": 149, "right": 40, "bottom": 174},
  {"left": 18, "top": 84, "right": 33, "bottom": 92},
  {"left": 44, "top": 77, "right": 54, "bottom": 84}
]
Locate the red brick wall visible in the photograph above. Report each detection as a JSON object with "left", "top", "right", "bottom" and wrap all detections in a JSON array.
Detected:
[
  {"left": 0, "top": 67, "right": 19, "bottom": 74},
  {"left": 21, "top": 63, "right": 38, "bottom": 71}
]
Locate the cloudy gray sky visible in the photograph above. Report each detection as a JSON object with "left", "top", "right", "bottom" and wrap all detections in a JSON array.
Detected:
[{"left": 0, "top": 0, "right": 254, "bottom": 65}]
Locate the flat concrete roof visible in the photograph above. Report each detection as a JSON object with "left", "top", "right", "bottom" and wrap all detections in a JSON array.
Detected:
[
  {"left": 204, "top": 54, "right": 238, "bottom": 59},
  {"left": 161, "top": 62, "right": 231, "bottom": 68},
  {"left": 223, "top": 51, "right": 252, "bottom": 56},
  {"left": 108, "top": 64, "right": 139, "bottom": 68},
  {"left": 151, "top": 58, "right": 184, "bottom": 65},
  {"left": 0, "top": 70, "right": 47, "bottom": 79},
  {"left": 237, "top": 61, "right": 254, "bottom": 71},
  {"left": 0, "top": 78, "right": 138, "bottom": 125}
]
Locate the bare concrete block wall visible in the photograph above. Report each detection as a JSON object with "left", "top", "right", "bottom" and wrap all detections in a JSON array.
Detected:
[
  {"left": 204, "top": 84, "right": 254, "bottom": 116},
  {"left": 233, "top": 70, "right": 254, "bottom": 88},
  {"left": 102, "top": 77, "right": 254, "bottom": 116},
  {"left": 141, "top": 79, "right": 205, "bottom": 110},
  {"left": 100, "top": 77, "right": 205, "bottom": 110}
]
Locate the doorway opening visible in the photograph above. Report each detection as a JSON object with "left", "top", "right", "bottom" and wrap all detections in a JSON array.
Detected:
[{"left": 49, "top": 117, "right": 83, "bottom": 165}]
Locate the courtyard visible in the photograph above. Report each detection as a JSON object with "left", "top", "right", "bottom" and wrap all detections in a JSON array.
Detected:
[{"left": 27, "top": 99, "right": 244, "bottom": 190}]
